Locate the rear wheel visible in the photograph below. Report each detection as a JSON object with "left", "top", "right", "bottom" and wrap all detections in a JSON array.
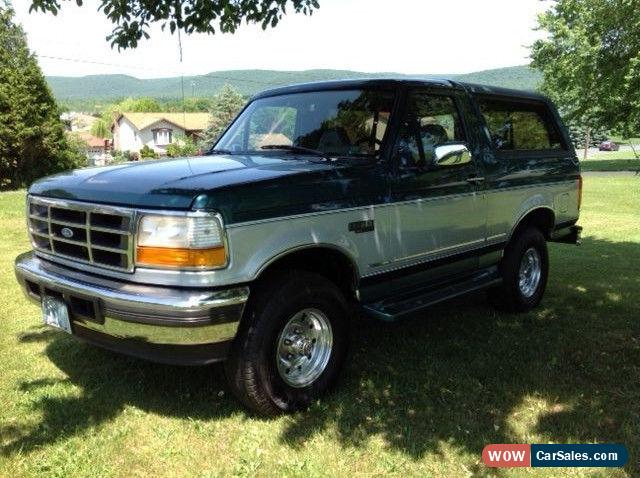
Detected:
[
  {"left": 489, "top": 226, "right": 549, "bottom": 312},
  {"left": 225, "top": 270, "right": 349, "bottom": 415}
]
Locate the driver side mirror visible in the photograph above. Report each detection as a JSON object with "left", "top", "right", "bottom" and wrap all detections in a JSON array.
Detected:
[{"left": 433, "top": 143, "right": 472, "bottom": 167}]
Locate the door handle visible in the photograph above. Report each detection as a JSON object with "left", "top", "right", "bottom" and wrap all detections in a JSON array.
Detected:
[{"left": 466, "top": 176, "right": 485, "bottom": 184}]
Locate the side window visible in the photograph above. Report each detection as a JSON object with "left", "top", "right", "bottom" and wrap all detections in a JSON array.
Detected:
[
  {"left": 477, "top": 97, "right": 564, "bottom": 151},
  {"left": 397, "top": 92, "right": 466, "bottom": 168}
]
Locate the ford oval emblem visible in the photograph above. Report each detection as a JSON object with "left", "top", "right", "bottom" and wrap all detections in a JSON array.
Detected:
[{"left": 60, "top": 227, "right": 74, "bottom": 239}]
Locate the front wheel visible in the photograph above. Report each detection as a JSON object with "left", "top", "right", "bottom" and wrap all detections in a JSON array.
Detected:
[
  {"left": 225, "top": 270, "right": 349, "bottom": 415},
  {"left": 489, "top": 226, "right": 549, "bottom": 312}
]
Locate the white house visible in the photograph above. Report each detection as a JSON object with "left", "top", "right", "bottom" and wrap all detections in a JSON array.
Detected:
[{"left": 112, "top": 112, "right": 211, "bottom": 155}]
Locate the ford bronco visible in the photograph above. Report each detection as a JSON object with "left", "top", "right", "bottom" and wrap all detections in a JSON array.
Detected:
[{"left": 15, "top": 79, "right": 582, "bottom": 415}]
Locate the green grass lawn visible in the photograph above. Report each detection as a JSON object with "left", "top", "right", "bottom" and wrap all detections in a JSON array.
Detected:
[
  {"left": 1, "top": 178, "right": 639, "bottom": 477},
  {"left": 581, "top": 150, "right": 640, "bottom": 172},
  {"left": 581, "top": 159, "right": 640, "bottom": 172}
]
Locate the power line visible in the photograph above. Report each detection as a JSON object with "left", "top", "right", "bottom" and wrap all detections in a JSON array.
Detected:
[{"left": 37, "top": 54, "right": 165, "bottom": 73}]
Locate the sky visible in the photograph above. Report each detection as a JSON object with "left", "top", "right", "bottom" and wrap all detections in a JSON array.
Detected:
[{"left": 13, "top": 0, "right": 549, "bottom": 78}]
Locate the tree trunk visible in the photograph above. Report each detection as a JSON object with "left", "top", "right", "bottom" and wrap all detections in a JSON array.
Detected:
[
  {"left": 628, "top": 140, "right": 639, "bottom": 159},
  {"left": 583, "top": 126, "right": 591, "bottom": 161}
]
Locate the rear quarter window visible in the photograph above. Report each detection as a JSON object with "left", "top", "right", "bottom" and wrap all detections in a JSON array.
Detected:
[{"left": 476, "top": 96, "right": 566, "bottom": 152}]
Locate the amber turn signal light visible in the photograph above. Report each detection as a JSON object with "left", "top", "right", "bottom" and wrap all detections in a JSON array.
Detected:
[
  {"left": 577, "top": 174, "right": 583, "bottom": 210},
  {"left": 136, "top": 246, "right": 227, "bottom": 269}
]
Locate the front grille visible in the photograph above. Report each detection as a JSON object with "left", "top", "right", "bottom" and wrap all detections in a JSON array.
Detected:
[{"left": 27, "top": 196, "right": 135, "bottom": 272}]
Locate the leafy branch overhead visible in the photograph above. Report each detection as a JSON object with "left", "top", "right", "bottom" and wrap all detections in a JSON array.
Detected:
[{"left": 29, "top": 0, "right": 320, "bottom": 49}]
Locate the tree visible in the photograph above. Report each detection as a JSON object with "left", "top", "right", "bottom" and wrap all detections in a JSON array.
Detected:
[
  {"left": 531, "top": 0, "right": 640, "bottom": 154},
  {"left": 116, "top": 97, "right": 162, "bottom": 113},
  {"left": 201, "top": 85, "right": 247, "bottom": 148},
  {"left": 101, "top": 97, "right": 161, "bottom": 123},
  {"left": 90, "top": 118, "right": 112, "bottom": 139},
  {"left": 29, "top": 0, "right": 320, "bottom": 49},
  {"left": 0, "top": 4, "right": 83, "bottom": 190}
]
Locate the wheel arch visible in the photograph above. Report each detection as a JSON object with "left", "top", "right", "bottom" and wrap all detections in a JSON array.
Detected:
[
  {"left": 254, "top": 244, "right": 360, "bottom": 300},
  {"left": 509, "top": 206, "right": 556, "bottom": 242}
]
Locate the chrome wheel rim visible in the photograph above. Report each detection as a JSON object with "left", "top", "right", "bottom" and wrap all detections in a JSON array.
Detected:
[
  {"left": 275, "top": 308, "right": 333, "bottom": 388},
  {"left": 518, "top": 247, "right": 542, "bottom": 298}
]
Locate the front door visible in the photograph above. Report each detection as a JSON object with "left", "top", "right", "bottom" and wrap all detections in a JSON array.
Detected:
[{"left": 387, "top": 88, "right": 486, "bottom": 276}]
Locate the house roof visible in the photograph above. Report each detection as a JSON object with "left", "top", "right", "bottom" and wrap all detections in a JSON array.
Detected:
[
  {"left": 72, "top": 131, "right": 108, "bottom": 148},
  {"left": 118, "top": 112, "right": 211, "bottom": 131}
]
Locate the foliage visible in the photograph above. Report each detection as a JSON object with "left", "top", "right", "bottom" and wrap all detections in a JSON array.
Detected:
[
  {"left": 49, "top": 66, "right": 542, "bottom": 107},
  {"left": 566, "top": 121, "right": 609, "bottom": 148},
  {"left": 65, "top": 132, "right": 89, "bottom": 156},
  {"left": 201, "top": 85, "right": 247, "bottom": 148},
  {"left": 115, "top": 97, "right": 162, "bottom": 113},
  {"left": 0, "top": 4, "right": 83, "bottom": 190},
  {"left": 161, "top": 97, "right": 216, "bottom": 113},
  {"left": 166, "top": 135, "right": 199, "bottom": 158},
  {"left": 100, "top": 97, "right": 162, "bottom": 124},
  {"left": 90, "top": 118, "right": 112, "bottom": 139},
  {"left": 111, "top": 149, "right": 134, "bottom": 164},
  {"left": 139, "top": 144, "right": 158, "bottom": 159},
  {"left": 29, "top": 0, "right": 320, "bottom": 49},
  {"left": 531, "top": 0, "right": 640, "bottom": 137}
]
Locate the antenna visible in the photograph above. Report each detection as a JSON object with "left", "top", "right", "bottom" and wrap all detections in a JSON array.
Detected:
[{"left": 177, "top": 29, "right": 186, "bottom": 132}]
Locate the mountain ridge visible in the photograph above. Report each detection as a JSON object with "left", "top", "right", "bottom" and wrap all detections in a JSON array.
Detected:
[{"left": 46, "top": 65, "right": 541, "bottom": 108}]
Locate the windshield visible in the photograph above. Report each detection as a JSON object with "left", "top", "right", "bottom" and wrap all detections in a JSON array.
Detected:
[{"left": 214, "top": 89, "right": 395, "bottom": 158}]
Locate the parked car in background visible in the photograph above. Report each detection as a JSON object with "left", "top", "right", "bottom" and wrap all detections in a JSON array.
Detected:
[
  {"left": 598, "top": 140, "right": 620, "bottom": 151},
  {"left": 15, "top": 79, "right": 582, "bottom": 415}
]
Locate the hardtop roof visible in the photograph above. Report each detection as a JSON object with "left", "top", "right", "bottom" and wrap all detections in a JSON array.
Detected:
[{"left": 251, "top": 77, "right": 549, "bottom": 102}]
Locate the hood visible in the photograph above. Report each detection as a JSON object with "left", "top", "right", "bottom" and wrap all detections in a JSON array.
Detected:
[{"left": 28, "top": 154, "right": 341, "bottom": 209}]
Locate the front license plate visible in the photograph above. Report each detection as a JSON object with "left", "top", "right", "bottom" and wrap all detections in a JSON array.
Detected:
[{"left": 42, "top": 296, "right": 72, "bottom": 334}]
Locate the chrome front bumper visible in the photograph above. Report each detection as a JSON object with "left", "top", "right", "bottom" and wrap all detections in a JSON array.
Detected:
[{"left": 14, "top": 252, "right": 249, "bottom": 365}]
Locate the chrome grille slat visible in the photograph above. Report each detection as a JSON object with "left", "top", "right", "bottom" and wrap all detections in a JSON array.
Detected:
[
  {"left": 90, "top": 244, "right": 128, "bottom": 253},
  {"left": 90, "top": 226, "right": 129, "bottom": 235},
  {"left": 50, "top": 236, "right": 88, "bottom": 247},
  {"left": 47, "top": 203, "right": 54, "bottom": 253},
  {"left": 27, "top": 196, "right": 135, "bottom": 273},
  {"left": 85, "top": 207, "right": 94, "bottom": 263},
  {"left": 49, "top": 218, "right": 87, "bottom": 227}
]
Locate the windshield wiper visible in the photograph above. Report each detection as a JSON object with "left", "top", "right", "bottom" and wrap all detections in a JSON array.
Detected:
[
  {"left": 261, "top": 145, "right": 333, "bottom": 161},
  {"left": 205, "top": 148, "right": 234, "bottom": 155}
]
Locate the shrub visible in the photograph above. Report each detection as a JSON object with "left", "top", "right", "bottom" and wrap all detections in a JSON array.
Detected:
[
  {"left": 166, "top": 135, "right": 199, "bottom": 158},
  {"left": 139, "top": 145, "right": 158, "bottom": 159},
  {"left": 111, "top": 150, "right": 134, "bottom": 164}
]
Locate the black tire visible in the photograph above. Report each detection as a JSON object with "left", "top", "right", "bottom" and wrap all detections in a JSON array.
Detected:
[
  {"left": 489, "top": 226, "right": 549, "bottom": 312},
  {"left": 225, "top": 270, "right": 349, "bottom": 416}
]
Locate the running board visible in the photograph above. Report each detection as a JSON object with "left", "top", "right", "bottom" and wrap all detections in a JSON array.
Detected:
[{"left": 362, "top": 268, "right": 501, "bottom": 321}]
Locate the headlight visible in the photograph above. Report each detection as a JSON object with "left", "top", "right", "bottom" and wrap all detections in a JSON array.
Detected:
[{"left": 136, "top": 214, "right": 227, "bottom": 269}]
